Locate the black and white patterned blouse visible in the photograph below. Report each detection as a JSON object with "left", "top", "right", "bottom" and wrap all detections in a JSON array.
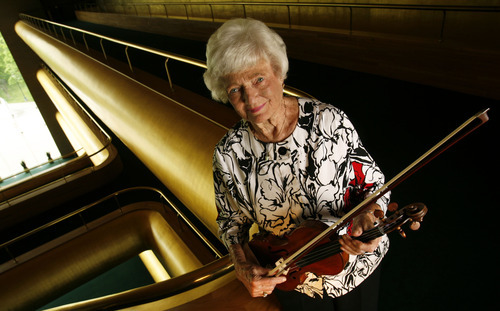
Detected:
[{"left": 213, "top": 98, "right": 390, "bottom": 298}]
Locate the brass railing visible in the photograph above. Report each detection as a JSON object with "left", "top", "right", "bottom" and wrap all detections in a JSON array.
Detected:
[
  {"left": 19, "top": 13, "right": 312, "bottom": 98},
  {"left": 82, "top": 1, "right": 500, "bottom": 40},
  {"left": 0, "top": 186, "right": 230, "bottom": 310},
  {"left": 0, "top": 149, "right": 82, "bottom": 186},
  {"left": 46, "top": 255, "right": 233, "bottom": 310},
  {"left": 0, "top": 66, "right": 114, "bottom": 207},
  {"left": 0, "top": 186, "right": 223, "bottom": 268},
  {"left": 85, "top": 1, "right": 500, "bottom": 15}
]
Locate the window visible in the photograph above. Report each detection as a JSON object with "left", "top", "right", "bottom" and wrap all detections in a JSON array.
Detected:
[{"left": 0, "top": 32, "right": 60, "bottom": 181}]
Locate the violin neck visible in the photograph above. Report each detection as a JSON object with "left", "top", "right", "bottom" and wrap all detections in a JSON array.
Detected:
[
  {"left": 295, "top": 226, "right": 386, "bottom": 268},
  {"left": 354, "top": 226, "right": 386, "bottom": 243}
]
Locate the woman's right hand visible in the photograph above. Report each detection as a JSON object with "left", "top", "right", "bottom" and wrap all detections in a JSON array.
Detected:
[{"left": 230, "top": 244, "right": 287, "bottom": 297}]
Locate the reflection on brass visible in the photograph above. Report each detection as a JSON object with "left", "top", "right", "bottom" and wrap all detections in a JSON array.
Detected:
[
  {"left": 55, "top": 112, "right": 85, "bottom": 156},
  {"left": 37, "top": 68, "right": 109, "bottom": 166},
  {"left": 140, "top": 249, "right": 171, "bottom": 282}
]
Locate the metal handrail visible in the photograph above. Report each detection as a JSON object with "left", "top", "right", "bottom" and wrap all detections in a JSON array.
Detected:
[
  {"left": 0, "top": 66, "right": 114, "bottom": 206},
  {"left": 42, "top": 64, "right": 112, "bottom": 148},
  {"left": 0, "top": 186, "right": 223, "bottom": 263},
  {"left": 0, "top": 64, "right": 112, "bottom": 186},
  {"left": 96, "top": 1, "right": 500, "bottom": 12},
  {"left": 18, "top": 13, "right": 313, "bottom": 98},
  {"left": 86, "top": 1, "right": 500, "bottom": 42},
  {"left": 46, "top": 255, "right": 233, "bottom": 311},
  {"left": 1, "top": 186, "right": 229, "bottom": 310},
  {"left": 0, "top": 149, "right": 83, "bottom": 185},
  {"left": 20, "top": 13, "right": 204, "bottom": 88}
]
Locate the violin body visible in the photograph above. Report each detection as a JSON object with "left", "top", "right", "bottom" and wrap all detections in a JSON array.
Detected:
[{"left": 249, "top": 220, "right": 349, "bottom": 291}]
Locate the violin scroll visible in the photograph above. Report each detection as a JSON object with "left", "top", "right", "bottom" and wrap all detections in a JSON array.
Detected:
[{"left": 382, "top": 202, "right": 428, "bottom": 238}]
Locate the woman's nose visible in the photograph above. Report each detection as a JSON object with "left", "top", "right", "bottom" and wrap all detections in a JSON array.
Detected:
[{"left": 243, "top": 86, "right": 259, "bottom": 105}]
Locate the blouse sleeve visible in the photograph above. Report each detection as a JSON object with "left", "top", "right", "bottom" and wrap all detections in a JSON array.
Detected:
[
  {"left": 213, "top": 146, "right": 253, "bottom": 249},
  {"left": 339, "top": 109, "right": 390, "bottom": 213}
]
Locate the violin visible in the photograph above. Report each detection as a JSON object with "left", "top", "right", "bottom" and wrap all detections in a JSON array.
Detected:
[
  {"left": 249, "top": 202, "right": 428, "bottom": 291},
  {"left": 248, "top": 108, "right": 489, "bottom": 291}
]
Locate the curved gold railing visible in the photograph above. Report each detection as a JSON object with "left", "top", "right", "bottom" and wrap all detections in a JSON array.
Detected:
[
  {"left": 0, "top": 148, "right": 83, "bottom": 187},
  {"left": 44, "top": 64, "right": 112, "bottom": 150},
  {"left": 0, "top": 186, "right": 222, "bottom": 267},
  {"left": 18, "top": 13, "right": 314, "bottom": 99},
  {"left": 44, "top": 256, "right": 234, "bottom": 311},
  {"left": 0, "top": 187, "right": 232, "bottom": 310},
  {"left": 0, "top": 66, "right": 114, "bottom": 208},
  {"left": 84, "top": 1, "right": 500, "bottom": 41}
]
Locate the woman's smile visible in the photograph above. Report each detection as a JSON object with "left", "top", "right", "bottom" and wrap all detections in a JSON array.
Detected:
[{"left": 248, "top": 102, "right": 266, "bottom": 114}]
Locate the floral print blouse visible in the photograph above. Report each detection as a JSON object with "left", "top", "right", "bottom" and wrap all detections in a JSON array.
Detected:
[{"left": 213, "top": 98, "right": 390, "bottom": 298}]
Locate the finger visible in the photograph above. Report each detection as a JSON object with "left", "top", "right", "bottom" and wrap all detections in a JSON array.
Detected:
[
  {"left": 339, "top": 235, "right": 361, "bottom": 255},
  {"left": 272, "top": 276, "right": 287, "bottom": 284},
  {"left": 340, "top": 235, "right": 379, "bottom": 255},
  {"left": 350, "top": 227, "right": 363, "bottom": 237},
  {"left": 363, "top": 237, "right": 382, "bottom": 253},
  {"left": 248, "top": 280, "right": 269, "bottom": 297},
  {"left": 388, "top": 202, "right": 399, "bottom": 212},
  {"left": 246, "top": 265, "right": 272, "bottom": 282},
  {"left": 352, "top": 213, "right": 377, "bottom": 234},
  {"left": 248, "top": 277, "right": 286, "bottom": 297},
  {"left": 258, "top": 276, "right": 287, "bottom": 288}
]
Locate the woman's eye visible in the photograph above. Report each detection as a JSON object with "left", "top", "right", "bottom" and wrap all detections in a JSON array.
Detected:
[
  {"left": 256, "top": 77, "right": 264, "bottom": 83},
  {"left": 228, "top": 87, "right": 239, "bottom": 94}
]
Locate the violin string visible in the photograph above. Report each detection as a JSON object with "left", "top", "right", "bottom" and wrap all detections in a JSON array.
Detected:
[
  {"left": 301, "top": 221, "right": 402, "bottom": 266},
  {"left": 290, "top": 219, "right": 404, "bottom": 268},
  {"left": 296, "top": 243, "right": 342, "bottom": 266},
  {"left": 294, "top": 223, "right": 399, "bottom": 267},
  {"left": 296, "top": 236, "right": 373, "bottom": 267}
]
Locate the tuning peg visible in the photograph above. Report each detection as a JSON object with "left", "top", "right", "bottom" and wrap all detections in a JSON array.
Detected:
[
  {"left": 397, "top": 227, "right": 406, "bottom": 238},
  {"left": 410, "top": 221, "right": 421, "bottom": 230}
]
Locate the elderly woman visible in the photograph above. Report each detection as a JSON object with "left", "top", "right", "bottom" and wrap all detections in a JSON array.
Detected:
[{"left": 204, "top": 18, "right": 390, "bottom": 311}]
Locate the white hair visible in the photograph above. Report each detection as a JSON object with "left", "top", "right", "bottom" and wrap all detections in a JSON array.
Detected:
[{"left": 203, "top": 18, "right": 288, "bottom": 103}]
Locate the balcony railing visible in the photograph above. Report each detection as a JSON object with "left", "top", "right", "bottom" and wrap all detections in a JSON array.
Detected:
[
  {"left": 19, "top": 13, "right": 313, "bottom": 99},
  {"left": 0, "top": 66, "right": 114, "bottom": 208},
  {"left": 78, "top": 1, "right": 500, "bottom": 42},
  {"left": 0, "top": 187, "right": 231, "bottom": 310},
  {"left": 0, "top": 149, "right": 82, "bottom": 187},
  {"left": 1, "top": 186, "right": 223, "bottom": 268}
]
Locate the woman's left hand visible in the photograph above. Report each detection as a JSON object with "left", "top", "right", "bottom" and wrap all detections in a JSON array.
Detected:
[{"left": 339, "top": 204, "right": 385, "bottom": 255}]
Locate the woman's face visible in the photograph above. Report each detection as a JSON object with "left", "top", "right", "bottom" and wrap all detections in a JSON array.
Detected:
[{"left": 223, "top": 60, "right": 284, "bottom": 125}]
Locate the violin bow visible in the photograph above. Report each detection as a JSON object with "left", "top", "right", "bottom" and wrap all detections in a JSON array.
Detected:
[{"left": 270, "top": 108, "right": 490, "bottom": 277}]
